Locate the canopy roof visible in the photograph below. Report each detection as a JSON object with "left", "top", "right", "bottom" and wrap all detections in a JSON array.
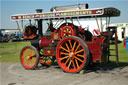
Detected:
[{"left": 11, "top": 7, "right": 120, "bottom": 21}]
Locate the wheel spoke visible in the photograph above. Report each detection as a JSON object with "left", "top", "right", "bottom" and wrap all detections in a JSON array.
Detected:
[
  {"left": 30, "top": 60, "right": 33, "bottom": 66},
  {"left": 69, "top": 31, "right": 71, "bottom": 33},
  {"left": 24, "top": 57, "right": 28, "bottom": 62},
  {"left": 65, "top": 43, "right": 70, "bottom": 51},
  {"left": 31, "top": 51, "right": 35, "bottom": 56},
  {"left": 45, "top": 57, "right": 47, "bottom": 63},
  {"left": 25, "top": 50, "right": 28, "bottom": 56},
  {"left": 64, "top": 57, "right": 70, "bottom": 65},
  {"left": 68, "top": 40, "right": 72, "bottom": 49},
  {"left": 66, "top": 28, "right": 69, "bottom": 31},
  {"left": 75, "top": 59, "right": 80, "bottom": 68},
  {"left": 72, "top": 60, "right": 76, "bottom": 69},
  {"left": 24, "top": 59, "right": 28, "bottom": 63},
  {"left": 76, "top": 54, "right": 85, "bottom": 58},
  {"left": 60, "top": 56, "right": 69, "bottom": 60},
  {"left": 72, "top": 41, "right": 76, "bottom": 51},
  {"left": 23, "top": 55, "right": 27, "bottom": 58},
  {"left": 67, "top": 60, "right": 72, "bottom": 69},
  {"left": 60, "top": 52, "right": 69, "bottom": 55},
  {"left": 29, "top": 59, "right": 33, "bottom": 66},
  {"left": 30, "top": 49, "right": 32, "bottom": 56},
  {"left": 28, "top": 49, "right": 30, "bottom": 56},
  {"left": 74, "top": 56, "right": 83, "bottom": 62},
  {"left": 32, "top": 57, "right": 36, "bottom": 60},
  {"left": 40, "top": 55, "right": 54, "bottom": 65},
  {"left": 75, "top": 49, "right": 84, "bottom": 54},
  {"left": 48, "top": 56, "right": 52, "bottom": 60},
  {"left": 27, "top": 59, "right": 30, "bottom": 66},
  {"left": 75, "top": 44, "right": 80, "bottom": 52},
  {"left": 31, "top": 59, "right": 35, "bottom": 64},
  {"left": 60, "top": 45, "right": 69, "bottom": 52}
]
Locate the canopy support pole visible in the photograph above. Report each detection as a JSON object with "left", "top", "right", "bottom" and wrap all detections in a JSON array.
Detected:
[
  {"left": 108, "top": 16, "right": 111, "bottom": 27},
  {"left": 16, "top": 21, "right": 21, "bottom": 33},
  {"left": 77, "top": 17, "right": 82, "bottom": 28},
  {"left": 21, "top": 20, "right": 23, "bottom": 30},
  {"left": 38, "top": 19, "right": 43, "bottom": 37},
  {"left": 95, "top": 16, "right": 100, "bottom": 32},
  {"left": 100, "top": 17, "right": 103, "bottom": 32}
]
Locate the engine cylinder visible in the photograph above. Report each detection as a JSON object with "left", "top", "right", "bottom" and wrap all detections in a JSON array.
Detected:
[{"left": 40, "top": 37, "right": 52, "bottom": 47}]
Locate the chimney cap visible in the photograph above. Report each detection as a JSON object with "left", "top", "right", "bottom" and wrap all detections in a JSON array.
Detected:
[{"left": 36, "top": 9, "right": 43, "bottom": 13}]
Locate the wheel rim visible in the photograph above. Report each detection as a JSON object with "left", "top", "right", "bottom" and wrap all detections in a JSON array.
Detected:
[
  {"left": 21, "top": 47, "right": 37, "bottom": 69},
  {"left": 61, "top": 26, "right": 75, "bottom": 38},
  {"left": 56, "top": 37, "right": 86, "bottom": 72}
]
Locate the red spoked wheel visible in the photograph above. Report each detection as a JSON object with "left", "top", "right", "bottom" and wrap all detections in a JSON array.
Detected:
[
  {"left": 59, "top": 23, "right": 76, "bottom": 38},
  {"left": 56, "top": 36, "right": 89, "bottom": 73},
  {"left": 20, "top": 46, "right": 39, "bottom": 70},
  {"left": 39, "top": 56, "right": 55, "bottom": 66},
  {"left": 39, "top": 49, "right": 55, "bottom": 66}
]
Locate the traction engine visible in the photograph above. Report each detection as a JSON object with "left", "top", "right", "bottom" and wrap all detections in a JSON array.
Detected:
[{"left": 11, "top": 4, "right": 120, "bottom": 73}]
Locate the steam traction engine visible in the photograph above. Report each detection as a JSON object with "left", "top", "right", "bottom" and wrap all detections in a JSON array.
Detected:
[{"left": 11, "top": 4, "right": 120, "bottom": 73}]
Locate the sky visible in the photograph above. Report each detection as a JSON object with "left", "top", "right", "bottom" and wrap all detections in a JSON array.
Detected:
[{"left": 1, "top": 0, "right": 128, "bottom": 29}]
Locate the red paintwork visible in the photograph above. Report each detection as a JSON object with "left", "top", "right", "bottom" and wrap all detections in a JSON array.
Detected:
[
  {"left": 86, "top": 36, "right": 105, "bottom": 62},
  {"left": 39, "top": 22, "right": 105, "bottom": 64},
  {"left": 77, "top": 26, "right": 85, "bottom": 33},
  {"left": 124, "top": 41, "right": 126, "bottom": 47},
  {"left": 93, "top": 29, "right": 100, "bottom": 35},
  {"left": 51, "top": 33, "right": 59, "bottom": 40},
  {"left": 40, "top": 37, "right": 52, "bottom": 47},
  {"left": 43, "top": 50, "right": 55, "bottom": 56},
  {"left": 40, "top": 24, "right": 105, "bottom": 63},
  {"left": 39, "top": 58, "right": 52, "bottom": 65}
]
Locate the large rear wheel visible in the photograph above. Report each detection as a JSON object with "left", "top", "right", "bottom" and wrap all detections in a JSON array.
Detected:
[
  {"left": 20, "top": 46, "right": 39, "bottom": 70},
  {"left": 56, "top": 36, "right": 90, "bottom": 73}
]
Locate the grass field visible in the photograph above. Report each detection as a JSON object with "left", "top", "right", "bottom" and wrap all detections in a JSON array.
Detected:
[
  {"left": 0, "top": 41, "right": 31, "bottom": 63},
  {"left": 0, "top": 41, "right": 128, "bottom": 65},
  {"left": 110, "top": 43, "right": 128, "bottom": 63}
]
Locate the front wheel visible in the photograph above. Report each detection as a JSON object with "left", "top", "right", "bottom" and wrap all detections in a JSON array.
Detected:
[
  {"left": 56, "top": 36, "right": 90, "bottom": 73},
  {"left": 20, "top": 46, "right": 39, "bottom": 70}
]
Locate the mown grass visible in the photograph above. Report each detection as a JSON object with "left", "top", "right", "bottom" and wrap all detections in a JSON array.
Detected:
[
  {"left": 110, "top": 43, "right": 128, "bottom": 63},
  {"left": 0, "top": 41, "right": 128, "bottom": 66},
  {"left": 0, "top": 41, "right": 31, "bottom": 63}
]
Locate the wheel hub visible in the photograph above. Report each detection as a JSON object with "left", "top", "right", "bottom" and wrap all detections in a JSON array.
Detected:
[
  {"left": 69, "top": 52, "right": 74, "bottom": 58},
  {"left": 27, "top": 56, "right": 30, "bottom": 59}
]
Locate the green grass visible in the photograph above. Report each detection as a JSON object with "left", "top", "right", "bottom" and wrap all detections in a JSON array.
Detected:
[
  {"left": 0, "top": 41, "right": 128, "bottom": 66},
  {"left": 0, "top": 41, "right": 30, "bottom": 63},
  {"left": 110, "top": 43, "right": 128, "bottom": 63}
]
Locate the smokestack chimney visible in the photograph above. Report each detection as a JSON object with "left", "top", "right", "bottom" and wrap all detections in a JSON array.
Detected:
[{"left": 36, "top": 9, "right": 43, "bottom": 13}]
